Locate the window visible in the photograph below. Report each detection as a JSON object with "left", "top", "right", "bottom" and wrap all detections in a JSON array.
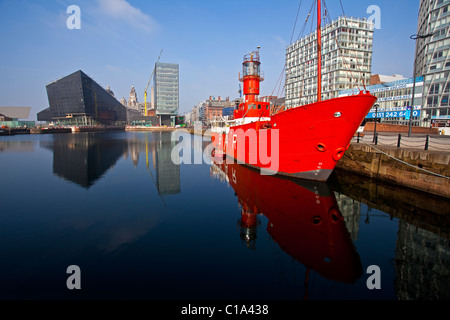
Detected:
[
  {"left": 442, "top": 95, "right": 449, "bottom": 106},
  {"left": 429, "top": 84, "right": 440, "bottom": 94},
  {"left": 445, "top": 83, "right": 450, "bottom": 92},
  {"left": 433, "top": 51, "right": 443, "bottom": 59},
  {"left": 428, "top": 96, "right": 439, "bottom": 106}
]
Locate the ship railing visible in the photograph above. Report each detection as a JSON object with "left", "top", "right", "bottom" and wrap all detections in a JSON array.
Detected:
[
  {"left": 211, "top": 115, "right": 235, "bottom": 128},
  {"left": 243, "top": 51, "right": 260, "bottom": 62}
]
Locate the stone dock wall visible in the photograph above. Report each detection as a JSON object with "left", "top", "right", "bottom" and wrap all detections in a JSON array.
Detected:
[{"left": 337, "top": 143, "right": 450, "bottom": 198}]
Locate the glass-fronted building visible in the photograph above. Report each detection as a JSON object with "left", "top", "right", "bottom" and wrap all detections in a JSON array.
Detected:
[
  {"left": 339, "top": 77, "right": 424, "bottom": 125},
  {"left": 153, "top": 62, "right": 179, "bottom": 120},
  {"left": 37, "top": 70, "right": 127, "bottom": 126}
]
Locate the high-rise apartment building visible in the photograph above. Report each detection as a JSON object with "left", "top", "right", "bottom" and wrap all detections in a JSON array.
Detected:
[
  {"left": 285, "top": 16, "right": 374, "bottom": 109},
  {"left": 415, "top": 0, "right": 450, "bottom": 127},
  {"left": 153, "top": 62, "right": 179, "bottom": 116}
]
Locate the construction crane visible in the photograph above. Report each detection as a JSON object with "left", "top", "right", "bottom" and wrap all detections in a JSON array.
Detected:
[{"left": 144, "top": 49, "right": 163, "bottom": 116}]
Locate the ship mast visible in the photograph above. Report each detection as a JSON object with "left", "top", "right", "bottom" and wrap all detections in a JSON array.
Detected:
[{"left": 317, "top": 0, "right": 322, "bottom": 102}]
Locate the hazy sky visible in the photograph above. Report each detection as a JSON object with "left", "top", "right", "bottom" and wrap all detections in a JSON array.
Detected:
[{"left": 0, "top": 0, "right": 420, "bottom": 120}]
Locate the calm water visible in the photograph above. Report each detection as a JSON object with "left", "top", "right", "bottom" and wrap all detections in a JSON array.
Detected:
[{"left": 0, "top": 131, "right": 449, "bottom": 301}]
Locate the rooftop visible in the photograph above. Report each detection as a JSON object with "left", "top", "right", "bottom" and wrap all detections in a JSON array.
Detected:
[{"left": 0, "top": 106, "right": 31, "bottom": 119}]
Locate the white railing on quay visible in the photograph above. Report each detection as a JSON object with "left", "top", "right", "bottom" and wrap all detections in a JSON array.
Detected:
[{"left": 352, "top": 132, "right": 450, "bottom": 152}]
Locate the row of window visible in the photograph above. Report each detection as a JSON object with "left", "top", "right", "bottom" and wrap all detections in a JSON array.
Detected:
[
  {"left": 424, "top": 71, "right": 449, "bottom": 81},
  {"left": 429, "top": 83, "right": 450, "bottom": 94},
  {"left": 427, "top": 95, "right": 450, "bottom": 106},
  {"left": 429, "top": 61, "right": 450, "bottom": 71},
  {"left": 424, "top": 108, "right": 449, "bottom": 117},
  {"left": 430, "top": 12, "right": 450, "bottom": 29},
  {"left": 432, "top": 4, "right": 449, "bottom": 18}
]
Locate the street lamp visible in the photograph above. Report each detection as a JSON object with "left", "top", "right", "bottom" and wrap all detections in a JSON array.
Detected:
[
  {"left": 409, "top": 33, "right": 435, "bottom": 137},
  {"left": 373, "top": 103, "right": 379, "bottom": 143}
]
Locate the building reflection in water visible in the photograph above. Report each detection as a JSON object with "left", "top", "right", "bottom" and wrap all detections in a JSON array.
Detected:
[
  {"left": 0, "top": 140, "right": 35, "bottom": 152},
  {"left": 42, "top": 132, "right": 181, "bottom": 196},
  {"left": 331, "top": 169, "right": 450, "bottom": 300},
  {"left": 334, "top": 194, "right": 361, "bottom": 242},
  {"left": 37, "top": 131, "right": 181, "bottom": 254},
  {"left": 154, "top": 132, "right": 181, "bottom": 195},
  {"left": 42, "top": 133, "right": 128, "bottom": 188},
  {"left": 210, "top": 156, "right": 363, "bottom": 292},
  {"left": 395, "top": 222, "right": 450, "bottom": 300},
  {"left": 127, "top": 132, "right": 181, "bottom": 196}
]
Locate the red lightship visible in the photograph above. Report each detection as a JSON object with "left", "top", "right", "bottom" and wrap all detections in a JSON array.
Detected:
[{"left": 211, "top": 1, "right": 377, "bottom": 181}]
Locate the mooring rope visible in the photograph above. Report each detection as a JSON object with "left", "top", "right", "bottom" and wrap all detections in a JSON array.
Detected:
[{"left": 362, "top": 143, "right": 450, "bottom": 180}]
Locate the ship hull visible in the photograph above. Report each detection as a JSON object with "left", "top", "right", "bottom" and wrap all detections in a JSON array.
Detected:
[{"left": 211, "top": 93, "right": 376, "bottom": 181}]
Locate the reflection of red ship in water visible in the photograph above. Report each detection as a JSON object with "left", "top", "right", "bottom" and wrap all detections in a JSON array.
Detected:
[{"left": 211, "top": 157, "right": 362, "bottom": 286}]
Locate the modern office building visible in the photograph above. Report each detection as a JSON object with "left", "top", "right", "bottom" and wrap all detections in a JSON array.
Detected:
[
  {"left": 153, "top": 62, "right": 179, "bottom": 125},
  {"left": 340, "top": 77, "right": 424, "bottom": 125},
  {"left": 285, "top": 16, "right": 374, "bottom": 109},
  {"left": 37, "top": 70, "right": 127, "bottom": 126},
  {"left": 414, "top": 0, "right": 450, "bottom": 127}
]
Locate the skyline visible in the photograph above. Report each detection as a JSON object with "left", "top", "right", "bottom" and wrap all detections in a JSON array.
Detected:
[{"left": 0, "top": 0, "right": 420, "bottom": 120}]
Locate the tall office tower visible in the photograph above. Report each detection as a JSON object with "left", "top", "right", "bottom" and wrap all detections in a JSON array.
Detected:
[
  {"left": 153, "top": 62, "right": 179, "bottom": 122},
  {"left": 285, "top": 16, "right": 374, "bottom": 109},
  {"left": 415, "top": 0, "right": 450, "bottom": 127}
]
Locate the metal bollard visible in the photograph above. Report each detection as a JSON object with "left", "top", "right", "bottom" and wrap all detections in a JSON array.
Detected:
[
  {"left": 397, "top": 134, "right": 401, "bottom": 148},
  {"left": 425, "top": 135, "right": 429, "bottom": 151}
]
